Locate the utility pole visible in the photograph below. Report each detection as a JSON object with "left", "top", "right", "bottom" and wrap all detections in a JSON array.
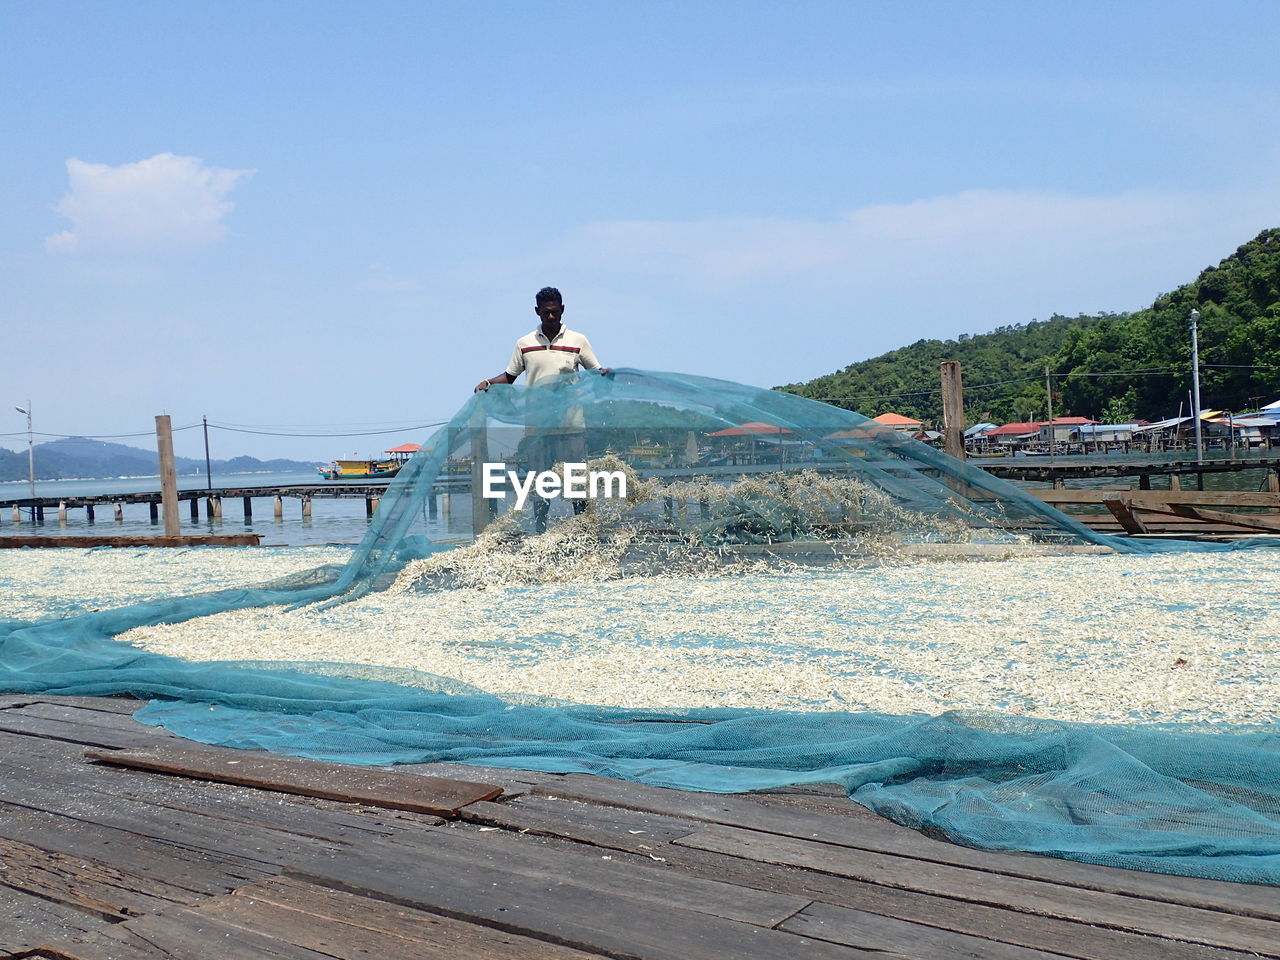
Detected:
[
  {"left": 14, "top": 402, "right": 35, "bottom": 521},
  {"left": 939, "top": 361, "right": 966, "bottom": 460},
  {"left": 1189, "top": 308, "right": 1204, "bottom": 463},
  {"left": 1044, "top": 366, "right": 1054, "bottom": 465},
  {"left": 203, "top": 416, "right": 213, "bottom": 491}
]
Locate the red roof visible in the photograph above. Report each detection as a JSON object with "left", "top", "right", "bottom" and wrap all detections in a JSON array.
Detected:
[
  {"left": 986, "top": 421, "right": 1044, "bottom": 437},
  {"left": 385, "top": 443, "right": 422, "bottom": 454},
  {"left": 872, "top": 412, "right": 923, "bottom": 426},
  {"left": 707, "top": 422, "right": 794, "bottom": 437}
]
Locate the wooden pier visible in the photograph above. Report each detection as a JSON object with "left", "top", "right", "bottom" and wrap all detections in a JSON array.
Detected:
[{"left": 1, "top": 693, "right": 1276, "bottom": 959}]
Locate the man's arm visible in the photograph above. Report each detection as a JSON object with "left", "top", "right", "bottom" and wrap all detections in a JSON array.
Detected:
[{"left": 474, "top": 371, "right": 518, "bottom": 392}]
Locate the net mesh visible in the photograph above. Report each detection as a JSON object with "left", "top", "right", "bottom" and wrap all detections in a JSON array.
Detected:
[{"left": 2, "top": 368, "right": 1278, "bottom": 885}]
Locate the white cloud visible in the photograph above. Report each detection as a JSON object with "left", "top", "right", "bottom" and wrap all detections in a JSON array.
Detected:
[{"left": 46, "top": 153, "right": 254, "bottom": 255}]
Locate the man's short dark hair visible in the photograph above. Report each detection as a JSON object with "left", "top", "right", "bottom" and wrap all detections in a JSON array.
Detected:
[{"left": 535, "top": 286, "right": 562, "bottom": 306}]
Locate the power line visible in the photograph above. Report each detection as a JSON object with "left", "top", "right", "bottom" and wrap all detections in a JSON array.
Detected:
[{"left": 207, "top": 421, "right": 447, "bottom": 438}]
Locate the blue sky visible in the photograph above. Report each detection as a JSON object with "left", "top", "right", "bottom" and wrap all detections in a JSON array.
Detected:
[{"left": 4, "top": 1, "right": 1279, "bottom": 460}]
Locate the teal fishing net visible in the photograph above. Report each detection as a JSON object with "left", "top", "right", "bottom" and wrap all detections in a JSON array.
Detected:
[{"left": 2, "top": 369, "right": 1278, "bottom": 885}]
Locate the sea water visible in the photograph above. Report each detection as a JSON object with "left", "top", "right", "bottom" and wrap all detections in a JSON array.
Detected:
[{"left": 0, "top": 470, "right": 455, "bottom": 547}]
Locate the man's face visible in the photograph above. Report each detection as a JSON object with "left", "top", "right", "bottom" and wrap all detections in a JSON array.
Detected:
[{"left": 535, "top": 299, "right": 564, "bottom": 329}]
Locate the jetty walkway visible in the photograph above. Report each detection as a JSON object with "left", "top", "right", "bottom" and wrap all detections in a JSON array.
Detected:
[{"left": 1, "top": 692, "right": 1275, "bottom": 959}]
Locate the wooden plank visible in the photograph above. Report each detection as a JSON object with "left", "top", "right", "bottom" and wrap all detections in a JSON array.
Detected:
[
  {"left": 530, "top": 774, "right": 1280, "bottom": 920},
  {"left": 1157, "top": 502, "right": 1280, "bottom": 532},
  {"left": 215, "top": 876, "right": 612, "bottom": 958},
  {"left": 0, "top": 802, "right": 272, "bottom": 902},
  {"left": 43, "top": 905, "right": 335, "bottom": 960},
  {"left": 1033, "top": 489, "right": 1280, "bottom": 508},
  {"left": 0, "top": 703, "right": 180, "bottom": 749},
  {"left": 780, "top": 901, "right": 1063, "bottom": 959},
  {"left": 85, "top": 744, "right": 503, "bottom": 816},
  {"left": 1101, "top": 493, "right": 1149, "bottom": 533},
  {"left": 350, "top": 820, "right": 811, "bottom": 929},
  {"left": 0, "top": 831, "right": 244, "bottom": 920},
  {"left": 0, "top": 694, "right": 143, "bottom": 715},
  {"left": 675, "top": 825, "right": 1280, "bottom": 955},
  {"left": 0, "top": 883, "right": 110, "bottom": 956},
  {"left": 0, "top": 730, "right": 444, "bottom": 851},
  {"left": 456, "top": 796, "right": 1253, "bottom": 960},
  {"left": 0, "top": 534, "right": 261, "bottom": 548},
  {"left": 290, "top": 841, "right": 888, "bottom": 960}
]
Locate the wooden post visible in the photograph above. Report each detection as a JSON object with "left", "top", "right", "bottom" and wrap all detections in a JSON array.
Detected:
[
  {"left": 189, "top": 497, "right": 199, "bottom": 522},
  {"left": 273, "top": 495, "right": 284, "bottom": 520},
  {"left": 149, "top": 501, "right": 159, "bottom": 524},
  {"left": 470, "top": 411, "right": 490, "bottom": 537},
  {"left": 428, "top": 492, "right": 438, "bottom": 520},
  {"left": 302, "top": 496, "right": 312, "bottom": 518},
  {"left": 85, "top": 503, "right": 95, "bottom": 523},
  {"left": 242, "top": 496, "right": 253, "bottom": 520},
  {"left": 58, "top": 501, "right": 68, "bottom": 524},
  {"left": 114, "top": 503, "right": 124, "bottom": 522},
  {"left": 212, "top": 496, "right": 223, "bottom": 519},
  {"left": 940, "top": 361, "right": 965, "bottom": 460},
  {"left": 1268, "top": 469, "right": 1280, "bottom": 493},
  {"left": 11, "top": 506, "right": 19, "bottom": 523},
  {"left": 1169, "top": 473, "right": 1182, "bottom": 491},
  {"left": 365, "top": 495, "right": 376, "bottom": 518},
  {"left": 155, "top": 415, "right": 181, "bottom": 537},
  {"left": 1139, "top": 474, "right": 1151, "bottom": 491}
]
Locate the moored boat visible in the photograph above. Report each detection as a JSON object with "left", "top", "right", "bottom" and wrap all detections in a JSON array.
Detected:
[{"left": 318, "top": 443, "right": 421, "bottom": 480}]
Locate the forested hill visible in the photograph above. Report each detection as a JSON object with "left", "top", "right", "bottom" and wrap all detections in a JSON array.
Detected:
[
  {"left": 0, "top": 437, "right": 319, "bottom": 482},
  {"left": 778, "top": 228, "right": 1280, "bottom": 425}
]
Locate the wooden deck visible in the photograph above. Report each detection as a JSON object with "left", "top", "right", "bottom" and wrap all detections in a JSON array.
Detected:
[{"left": 1, "top": 695, "right": 1275, "bottom": 959}]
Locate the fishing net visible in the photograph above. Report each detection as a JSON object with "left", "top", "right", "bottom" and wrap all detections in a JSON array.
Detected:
[{"left": 2, "top": 369, "right": 1279, "bottom": 885}]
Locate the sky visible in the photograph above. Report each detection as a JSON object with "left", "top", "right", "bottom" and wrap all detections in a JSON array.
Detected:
[{"left": 4, "top": 1, "right": 1280, "bottom": 461}]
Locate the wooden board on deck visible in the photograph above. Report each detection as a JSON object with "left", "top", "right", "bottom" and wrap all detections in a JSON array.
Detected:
[{"left": 85, "top": 743, "right": 502, "bottom": 816}]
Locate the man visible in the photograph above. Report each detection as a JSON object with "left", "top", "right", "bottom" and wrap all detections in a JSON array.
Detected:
[
  {"left": 474, "top": 287, "right": 609, "bottom": 530},
  {"left": 473, "top": 287, "right": 606, "bottom": 392}
]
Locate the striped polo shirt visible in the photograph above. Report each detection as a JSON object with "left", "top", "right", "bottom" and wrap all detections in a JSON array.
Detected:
[{"left": 505, "top": 326, "right": 600, "bottom": 386}]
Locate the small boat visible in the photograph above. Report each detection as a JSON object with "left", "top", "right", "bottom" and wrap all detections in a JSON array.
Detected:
[{"left": 318, "top": 443, "right": 421, "bottom": 480}]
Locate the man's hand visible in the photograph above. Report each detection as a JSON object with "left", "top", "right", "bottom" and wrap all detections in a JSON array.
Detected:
[
  {"left": 598, "top": 367, "right": 611, "bottom": 376},
  {"left": 474, "top": 379, "right": 492, "bottom": 393}
]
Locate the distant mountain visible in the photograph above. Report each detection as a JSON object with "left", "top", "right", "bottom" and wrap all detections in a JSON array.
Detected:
[
  {"left": 0, "top": 437, "right": 321, "bottom": 482},
  {"left": 778, "top": 228, "right": 1280, "bottom": 425}
]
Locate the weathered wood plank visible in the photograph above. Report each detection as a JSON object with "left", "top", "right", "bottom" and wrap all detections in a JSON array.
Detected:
[
  {"left": 0, "top": 834, "right": 199, "bottom": 921},
  {"left": 1102, "top": 493, "right": 1149, "bottom": 533},
  {"left": 0, "top": 706, "right": 175, "bottom": 749},
  {"left": 0, "top": 694, "right": 144, "bottom": 715},
  {"left": 85, "top": 744, "right": 503, "bottom": 816},
  {"left": 456, "top": 796, "right": 1253, "bottom": 960},
  {"left": 0, "top": 802, "right": 271, "bottom": 901},
  {"left": 530, "top": 775, "right": 1280, "bottom": 920},
  {"left": 43, "top": 906, "right": 332, "bottom": 960},
  {"left": 675, "top": 825, "right": 1280, "bottom": 955},
  {"left": 0, "top": 728, "right": 444, "bottom": 845},
  {"left": 1033, "top": 490, "right": 1280, "bottom": 508},
  {"left": 292, "top": 841, "right": 888, "bottom": 960},
  {"left": 216, "top": 876, "right": 613, "bottom": 958},
  {"left": 351, "top": 821, "right": 812, "bottom": 928},
  {"left": 0, "top": 882, "right": 110, "bottom": 957},
  {"left": 780, "top": 901, "right": 1065, "bottom": 959}
]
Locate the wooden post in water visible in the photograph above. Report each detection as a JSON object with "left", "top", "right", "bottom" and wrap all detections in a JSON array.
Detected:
[
  {"left": 58, "top": 501, "right": 67, "bottom": 524},
  {"left": 242, "top": 496, "right": 253, "bottom": 520},
  {"left": 940, "top": 361, "right": 966, "bottom": 460},
  {"left": 1268, "top": 468, "right": 1280, "bottom": 493},
  {"left": 10, "top": 506, "right": 19, "bottom": 523},
  {"left": 188, "top": 497, "right": 199, "bottom": 522},
  {"left": 155, "top": 415, "right": 181, "bottom": 537},
  {"left": 149, "top": 501, "right": 159, "bottom": 524},
  {"left": 273, "top": 495, "right": 284, "bottom": 520},
  {"left": 86, "top": 504, "right": 95, "bottom": 523},
  {"left": 302, "top": 496, "right": 312, "bottom": 519},
  {"left": 212, "top": 496, "right": 223, "bottom": 519},
  {"left": 114, "top": 503, "right": 124, "bottom": 522},
  {"left": 470, "top": 410, "right": 490, "bottom": 538}
]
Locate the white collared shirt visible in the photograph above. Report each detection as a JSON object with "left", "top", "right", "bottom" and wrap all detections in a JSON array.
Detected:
[{"left": 506, "top": 326, "right": 600, "bottom": 386}]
